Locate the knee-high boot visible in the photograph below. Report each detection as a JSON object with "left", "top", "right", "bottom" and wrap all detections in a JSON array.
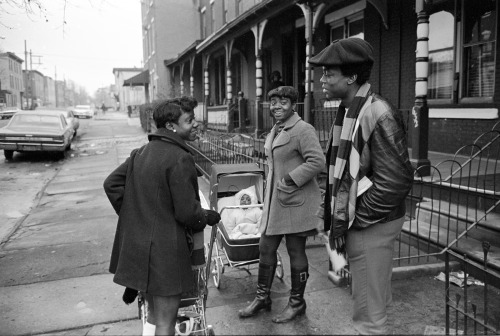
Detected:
[
  {"left": 238, "top": 262, "right": 276, "bottom": 318},
  {"left": 272, "top": 268, "right": 308, "bottom": 323}
]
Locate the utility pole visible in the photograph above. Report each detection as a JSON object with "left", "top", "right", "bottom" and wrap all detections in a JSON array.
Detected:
[
  {"left": 30, "top": 49, "right": 34, "bottom": 109},
  {"left": 55, "top": 66, "right": 58, "bottom": 108},
  {"left": 24, "top": 40, "right": 29, "bottom": 109}
]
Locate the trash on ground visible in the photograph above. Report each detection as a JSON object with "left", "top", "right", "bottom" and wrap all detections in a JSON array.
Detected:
[
  {"left": 424, "top": 325, "right": 463, "bottom": 335},
  {"left": 434, "top": 271, "right": 484, "bottom": 287}
]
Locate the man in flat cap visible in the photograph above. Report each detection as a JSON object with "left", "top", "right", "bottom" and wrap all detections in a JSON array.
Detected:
[{"left": 310, "top": 37, "right": 414, "bottom": 335}]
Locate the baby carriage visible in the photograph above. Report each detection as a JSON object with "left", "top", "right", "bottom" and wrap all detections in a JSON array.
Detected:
[
  {"left": 138, "top": 193, "right": 214, "bottom": 335},
  {"left": 205, "top": 163, "right": 284, "bottom": 289}
]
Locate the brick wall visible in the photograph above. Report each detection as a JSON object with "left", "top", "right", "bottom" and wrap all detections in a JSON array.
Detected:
[
  {"left": 311, "top": 1, "right": 499, "bottom": 155},
  {"left": 429, "top": 119, "right": 500, "bottom": 154}
]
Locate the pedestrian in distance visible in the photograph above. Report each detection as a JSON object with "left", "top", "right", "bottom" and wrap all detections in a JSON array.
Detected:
[
  {"left": 127, "top": 105, "right": 132, "bottom": 118},
  {"left": 103, "top": 96, "right": 221, "bottom": 335},
  {"left": 238, "top": 86, "right": 325, "bottom": 323},
  {"left": 309, "top": 37, "right": 414, "bottom": 335},
  {"left": 268, "top": 70, "right": 285, "bottom": 91}
]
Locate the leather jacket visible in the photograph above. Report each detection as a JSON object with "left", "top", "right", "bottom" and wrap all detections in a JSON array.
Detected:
[{"left": 350, "top": 93, "right": 414, "bottom": 229}]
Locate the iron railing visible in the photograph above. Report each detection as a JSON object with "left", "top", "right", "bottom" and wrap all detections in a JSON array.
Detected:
[{"left": 445, "top": 244, "right": 499, "bottom": 335}]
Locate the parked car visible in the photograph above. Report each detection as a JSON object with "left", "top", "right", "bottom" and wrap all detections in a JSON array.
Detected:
[
  {"left": 0, "top": 110, "right": 74, "bottom": 160},
  {"left": 0, "top": 108, "right": 21, "bottom": 120},
  {"left": 72, "top": 105, "right": 93, "bottom": 119},
  {"left": 40, "top": 109, "right": 80, "bottom": 137}
]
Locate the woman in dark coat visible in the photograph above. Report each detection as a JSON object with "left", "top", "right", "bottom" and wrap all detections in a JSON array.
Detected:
[
  {"left": 103, "top": 97, "right": 220, "bottom": 335},
  {"left": 238, "top": 86, "right": 325, "bottom": 323}
]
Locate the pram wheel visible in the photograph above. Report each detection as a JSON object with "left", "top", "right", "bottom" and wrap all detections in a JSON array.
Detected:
[
  {"left": 212, "top": 256, "right": 223, "bottom": 288},
  {"left": 276, "top": 250, "right": 284, "bottom": 279}
]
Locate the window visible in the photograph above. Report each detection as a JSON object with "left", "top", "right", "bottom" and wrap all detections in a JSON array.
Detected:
[
  {"left": 428, "top": 2, "right": 455, "bottom": 100},
  {"left": 462, "top": 0, "right": 496, "bottom": 98},
  {"left": 201, "top": 7, "right": 206, "bottom": 39},
  {"left": 236, "top": 0, "right": 243, "bottom": 16},
  {"left": 151, "top": 20, "right": 155, "bottom": 54},
  {"left": 210, "top": 3, "right": 215, "bottom": 34},
  {"left": 427, "top": 0, "right": 497, "bottom": 103},
  {"left": 330, "top": 12, "right": 364, "bottom": 42},
  {"left": 223, "top": 0, "right": 229, "bottom": 24},
  {"left": 213, "top": 55, "right": 226, "bottom": 105}
]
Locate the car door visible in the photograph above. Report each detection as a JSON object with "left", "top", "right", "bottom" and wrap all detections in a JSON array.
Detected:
[
  {"left": 60, "top": 115, "right": 73, "bottom": 145},
  {"left": 67, "top": 111, "right": 79, "bottom": 130}
]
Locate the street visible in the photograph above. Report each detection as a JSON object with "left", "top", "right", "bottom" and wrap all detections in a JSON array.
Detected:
[{"left": 0, "top": 112, "right": 448, "bottom": 335}]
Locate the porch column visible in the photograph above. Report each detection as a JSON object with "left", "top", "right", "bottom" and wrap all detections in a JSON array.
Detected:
[
  {"left": 251, "top": 20, "right": 268, "bottom": 138},
  {"left": 180, "top": 63, "right": 185, "bottom": 96},
  {"left": 298, "top": 2, "right": 327, "bottom": 124},
  {"left": 225, "top": 40, "right": 234, "bottom": 102},
  {"left": 412, "top": 0, "right": 431, "bottom": 176},
  {"left": 190, "top": 56, "right": 195, "bottom": 97},
  {"left": 300, "top": 3, "right": 314, "bottom": 123},
  {"left": 203, "top": 54, "right": 211, "bottom": 129}
]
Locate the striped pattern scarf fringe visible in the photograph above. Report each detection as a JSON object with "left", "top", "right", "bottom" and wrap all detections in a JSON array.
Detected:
[{"left": 326, "top": 83, "right": 371, "bottom": 252}]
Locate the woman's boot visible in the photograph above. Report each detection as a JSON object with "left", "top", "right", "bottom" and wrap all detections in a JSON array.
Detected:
[
  {"left": 272, "top": 268, "right": 308, "bottom": 323},
  {"left": 238, "top": 262, "right": 276, "bottom": 318}
]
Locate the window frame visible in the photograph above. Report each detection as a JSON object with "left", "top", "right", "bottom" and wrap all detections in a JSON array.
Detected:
[{"left": 427, "top": 0, "right": 497, "bottom": 105}]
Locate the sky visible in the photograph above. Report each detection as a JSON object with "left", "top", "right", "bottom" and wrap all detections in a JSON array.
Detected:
[{"left": 0, "top": 0, "right": 143, "bottom": 95}]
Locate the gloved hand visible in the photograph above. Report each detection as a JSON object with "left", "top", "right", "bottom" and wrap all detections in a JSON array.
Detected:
[{"left": 204, "top": 209, "right": 221, "bottom": 226}]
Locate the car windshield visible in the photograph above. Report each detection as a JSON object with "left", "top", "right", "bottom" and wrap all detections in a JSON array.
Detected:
[
  {"left": 9, "top": 115, "right": 62, "bottom": 129},
  {"left": 75, "top": 105, "right": 90, "bottom": 110}
]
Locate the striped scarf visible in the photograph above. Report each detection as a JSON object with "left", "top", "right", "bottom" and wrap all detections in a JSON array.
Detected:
[{"left": 325, "top": 83, "right": 371, "bottom": 252}]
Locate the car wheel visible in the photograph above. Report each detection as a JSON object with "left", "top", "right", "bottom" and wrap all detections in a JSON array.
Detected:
[{"left": 4, "top": 150, "right": 14, "bottom": 160}]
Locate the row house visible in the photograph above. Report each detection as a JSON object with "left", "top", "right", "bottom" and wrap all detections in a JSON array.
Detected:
[
  {"left": 0, "top": 51, "right": 92, "bottom": 110},
  {"left": 23, "top": 69, "right": 45, "bottom": 109},
  {"left": 44, "top": 76, "right": 56, "bottom": 108},
  {"left": 113, "top": 67, "right": 147, "bottom": 111},
  {"left": 0, "top": 52, "right": 24, "bottom": 109},
  {"left": 139, "top": 0, "right": 500, "bottom": 168}
]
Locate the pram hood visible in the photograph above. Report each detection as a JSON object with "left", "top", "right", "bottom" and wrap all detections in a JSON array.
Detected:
[{"left": 209, "top": 163, "right": 265, "bottom": 210}]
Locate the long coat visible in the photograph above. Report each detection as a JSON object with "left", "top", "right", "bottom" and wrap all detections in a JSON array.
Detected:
[
  {"left": 260, "top": 113, "right": 325, "bottom": 235},
  {"left": 103, "top": 128, "right": 207, "bottom": 296}
]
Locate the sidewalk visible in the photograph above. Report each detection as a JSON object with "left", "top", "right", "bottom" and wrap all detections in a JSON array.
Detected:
[
  {"left": 33, "top": 175, "right": 449, "bottom": 336},
  {"left": 0, "top": 115, "right": 453, "bottom": 336}
]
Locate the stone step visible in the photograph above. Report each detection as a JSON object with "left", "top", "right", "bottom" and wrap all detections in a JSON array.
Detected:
[
  {"left": 401, "top": 219, "right": 500, "bottom": 273},
  {"left": 413, "top": 199, "right": 500, "bottom": 248}
]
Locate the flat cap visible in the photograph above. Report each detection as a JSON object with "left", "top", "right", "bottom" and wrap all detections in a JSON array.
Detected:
[{"left": 308, "top": 37, "right": 374, "bottom": 67}]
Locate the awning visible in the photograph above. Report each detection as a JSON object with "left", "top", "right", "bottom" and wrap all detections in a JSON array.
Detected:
[{"left": 123, "top": 70, "right": 149, "bottom": 87}]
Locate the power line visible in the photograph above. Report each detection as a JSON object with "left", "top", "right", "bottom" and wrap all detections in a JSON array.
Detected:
[{"left": 10, "top": 50, "right": 141, "bottom": 63}]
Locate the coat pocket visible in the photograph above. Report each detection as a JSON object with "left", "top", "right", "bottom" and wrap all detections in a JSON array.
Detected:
[{"left": 277, "top": 182, "right": 305, "bottom": 207}]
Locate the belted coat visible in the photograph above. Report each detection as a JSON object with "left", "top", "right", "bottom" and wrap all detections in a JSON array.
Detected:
[
  {"left": 103, "top": 129, "right": 207, "bottom": 296},
  {"left": 260, "top": 113, "right": 325, "bottom": 235}
]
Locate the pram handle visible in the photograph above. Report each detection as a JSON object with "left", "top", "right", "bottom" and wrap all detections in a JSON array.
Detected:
[{"left": 219, "top": 204, "right": 263, "bottom": 214}]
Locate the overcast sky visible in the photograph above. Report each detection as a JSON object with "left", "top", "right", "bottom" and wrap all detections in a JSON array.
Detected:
[{"left": 0, "top": 0, "right": 143, "bottom": 95}]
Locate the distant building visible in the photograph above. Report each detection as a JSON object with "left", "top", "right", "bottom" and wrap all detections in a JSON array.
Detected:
[
  {"left": 0, "top": 52, "right": 24, "bottom": 109},
  {"left": 112, "top": 67, "right": 146, "bottom": 111},
  {"left": 44, "top": 76, "right": 56, "bottom": 108},
  {"left": 140, "top": 0, "right": 500, "bottom": 161},
  {"left": 22, "top": 69, "right": 44, "bottom": 109}
]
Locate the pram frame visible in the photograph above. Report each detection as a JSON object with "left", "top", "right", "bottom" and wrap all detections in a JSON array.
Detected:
[
  {"left": 137, "top": 267, "right": 214, "bottom": 335},
  {"left": 205, "top": 163, "right": 284, "bottom": 289},
  {"left": 137, "top": 190, "right": 214, "bottom": 336}
]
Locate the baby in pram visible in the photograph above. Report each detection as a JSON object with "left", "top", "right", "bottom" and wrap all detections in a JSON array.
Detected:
[{"left": 221, "top": 186, "right": 262, "bottom": 240}]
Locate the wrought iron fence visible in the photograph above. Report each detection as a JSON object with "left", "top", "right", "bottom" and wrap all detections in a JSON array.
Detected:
[{"left": 445, "top": 245, "right": 500, "bottom": 335}]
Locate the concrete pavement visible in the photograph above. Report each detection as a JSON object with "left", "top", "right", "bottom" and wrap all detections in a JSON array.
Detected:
[{"left": 0, "top": 112, "right": 452, "bottom": 335}]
